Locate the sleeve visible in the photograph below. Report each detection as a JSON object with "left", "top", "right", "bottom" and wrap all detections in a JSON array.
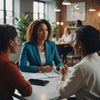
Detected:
[
  {"left": 60, "top": 34, "right": 65, "bottom": 40},
  {"left": 19, "top": 44, "right": 38, "bottom": 73},
  {"left": 64, "top": 34, "right": 73, "bottom": 44},
  {"left": 6, "top": 63, "right": 32, "bottom": 96},
  {"left": 53, "top": 42, "right": 63, "bottom": 69},
  {"left": 57, "top": 66, "right": 85, "bottom": 98}
]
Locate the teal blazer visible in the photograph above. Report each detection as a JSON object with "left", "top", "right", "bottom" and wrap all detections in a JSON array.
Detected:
[{"left": 19, "top": 41, "right": 63, "bottom": 72}]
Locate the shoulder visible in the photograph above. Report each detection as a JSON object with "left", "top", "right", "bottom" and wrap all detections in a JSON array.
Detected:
[
  {"left": 22, "top": 41, "right": 34, "bottom": 48},
  {"left": 46, "top": 40, "right": 56, "bottom": 46},
  {"left": 1, "top": 60, "right": 19, "bottom": 73}
]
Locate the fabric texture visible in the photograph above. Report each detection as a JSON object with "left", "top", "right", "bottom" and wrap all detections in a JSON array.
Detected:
[
  {"left": 0, "top": 52, "right": 32, "bottom": 100},
  {"left": 19, "top": 40, "right": 63, "bottom": 72},
  {"left": 57, "top": 52, "right": 100, "bottom": 100}
]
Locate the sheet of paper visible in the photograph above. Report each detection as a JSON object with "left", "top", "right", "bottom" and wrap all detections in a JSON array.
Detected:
[
  {"left": 22, "top": 70, "right": 60, "bottom": 80},
  {"left": 43, "top": 70, "right": 60, "bottom": 78}
]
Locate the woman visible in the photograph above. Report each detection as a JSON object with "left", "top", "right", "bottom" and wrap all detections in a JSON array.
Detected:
[
  {"left": 19, "top": 19, "right": 64, "bottom": 73},
  {"left": 0, "top": 24, "right": 32, "bottom": 100},
  {"left": 57, "top": 25, "right": 100, "bottom": 100},
  {"left": 58, "top": 27, "right": 74, "bottom": 63}
]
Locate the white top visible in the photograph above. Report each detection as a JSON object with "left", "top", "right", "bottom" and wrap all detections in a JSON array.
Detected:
[
  {"left": 39, "top": 51, "right": 46, "bottom": 66},
  {"left": 57, "top": 52, "right": 100, "bottom": 100},
  {"left": 60, "top": 33, "right": 74, "bottom": 46}
]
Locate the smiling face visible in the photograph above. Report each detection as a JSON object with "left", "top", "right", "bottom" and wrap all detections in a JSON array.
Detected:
[{"left": 37, "top": 23, "right": 48, "bottom": 41}]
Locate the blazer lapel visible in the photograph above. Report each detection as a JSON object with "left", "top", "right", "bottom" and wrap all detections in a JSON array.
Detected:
[
  {"left": 33, "top": 43, "right": 41, "bottom": 65},
  {"left": 45, "top": 41, "right": 51, "bottom": 65}
]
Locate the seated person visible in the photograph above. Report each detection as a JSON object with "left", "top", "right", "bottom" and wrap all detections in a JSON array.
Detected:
[
  {"left": 59, "top": 27, "right": 73, "bottom": 45},
  {"left": 19, "top": 19, "right": 64, "bottom": 73},
  {"left": 58, "top": 27, "right": 74, "bottom": 62},
  {"left": 57, "top": 25, "right": 100, "bottom": 100},
  {"left": 0, "top": 24, "right": 32, "bottom": 100}
]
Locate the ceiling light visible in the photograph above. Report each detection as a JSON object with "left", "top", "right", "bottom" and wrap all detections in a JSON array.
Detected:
[
  {"left": 89, "top": 6, "right": 96, "bottom": 12},
  {"left": 54, "top": 0, "right": 61, "bottom": 12},
  {"left": 74, "top": 3, "right": 80, "bottom": 9},
  {"left": 62, "top": 0, "right": 71, "bottom": 5},
  {"left": 54, "top": 6, "right": 61, "bottom": 12}
]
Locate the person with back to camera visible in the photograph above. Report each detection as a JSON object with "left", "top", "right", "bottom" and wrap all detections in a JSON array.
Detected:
[
  {"left": 57, "top": 25, "right": 100, "bottom": 100},
  {"left": 19, "top": 19, "right": 64, "bottom": 73},
  {"left": 0, "top": 24, "right": 32, "bottom": 100}
]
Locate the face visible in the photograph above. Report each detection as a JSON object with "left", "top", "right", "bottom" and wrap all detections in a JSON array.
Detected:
[
  {"left": 10, "top": 35, "right": 19, "bottom": 53},
  {"left": 37, "top": 23, "right": 48, "bottom": 41}
]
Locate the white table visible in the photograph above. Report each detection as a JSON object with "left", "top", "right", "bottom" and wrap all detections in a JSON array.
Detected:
[{"left": 14, "top": 72, "right": 68, "bottom": 100}]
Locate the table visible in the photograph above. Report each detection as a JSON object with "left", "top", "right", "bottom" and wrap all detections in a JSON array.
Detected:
[{"left": 14, "top": 72, "right": 69, "bottom": 100}]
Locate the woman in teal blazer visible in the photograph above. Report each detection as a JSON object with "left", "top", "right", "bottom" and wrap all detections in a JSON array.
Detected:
[{"left": 19, "top": 19, "right": 64, "bottom": 73}]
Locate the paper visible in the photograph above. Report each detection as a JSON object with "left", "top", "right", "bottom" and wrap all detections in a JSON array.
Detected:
[{"left": 22, "top": 70, "right": 60, "bottom": 80}]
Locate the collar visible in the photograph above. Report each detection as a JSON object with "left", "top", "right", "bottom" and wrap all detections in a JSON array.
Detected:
[
  {"left": 0, "top": 52, "right": 9, "bottom": 61},
  {"left": 81, "top": 52, "right": 99, "bottom": 62}
]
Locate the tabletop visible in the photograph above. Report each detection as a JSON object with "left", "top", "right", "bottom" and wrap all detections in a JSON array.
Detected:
[{"left": 14, "top": 71, "right": 69, "bottom": 100}]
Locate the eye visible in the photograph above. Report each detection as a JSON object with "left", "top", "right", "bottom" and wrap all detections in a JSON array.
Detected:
[{"left": 39, "top": 29, "right": 43, "bottom": 32}]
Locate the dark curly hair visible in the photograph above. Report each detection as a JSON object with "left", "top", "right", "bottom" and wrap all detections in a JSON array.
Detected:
[
  {"left": 27, "top": 19, "right": 52, "bottom": 43},
  {"left": 0, "top": 24, "right": 18, "bottom": 51},
  {"left": 75, "top": 25, "right": 100, "bottom": 55}
]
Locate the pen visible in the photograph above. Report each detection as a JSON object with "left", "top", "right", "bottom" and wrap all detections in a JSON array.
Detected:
[{"left": 54, "top": 70, "right": 59, "bottom": 74}]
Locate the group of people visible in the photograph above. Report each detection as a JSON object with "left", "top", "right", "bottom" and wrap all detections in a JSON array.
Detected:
[{"left": 0, "top": 19, "right": 100, "bottom": 100}]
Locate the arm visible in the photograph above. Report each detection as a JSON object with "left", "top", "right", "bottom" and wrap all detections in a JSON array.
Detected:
[
  {"left": 19, "top": 44, "right": 38, "bottom": 72},
  {"left": 7, "top": 63, "right": 32, "bottom": 96},
  {"left": 57, "top": 66, "right": 85, "bottom": 98}
]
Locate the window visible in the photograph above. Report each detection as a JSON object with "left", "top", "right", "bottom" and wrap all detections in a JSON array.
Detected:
[
  {"left": 33, "top": 1, "right": 45, "bottom": 20},
  {"left": 0, "top": 0, "right": 14, "bottom": 24}
]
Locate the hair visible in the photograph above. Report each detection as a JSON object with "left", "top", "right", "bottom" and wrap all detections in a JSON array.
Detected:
[
  {"left": 64, "top": 27, "right": 71, "bottom": 35},
  {"left": 75, "top": 25, "right": 100, "bottom": 55},
  {"left": 27, "top": 19, "right": 52, "bottom": 43},
  {"left": 77, "top": 20, "right": 83, "bottom": 27},
  {"left": 0, "top": 24, "right": 18, "bottom": 51}
]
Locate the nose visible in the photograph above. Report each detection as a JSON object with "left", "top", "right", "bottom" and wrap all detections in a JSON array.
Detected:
[{"left": 43, "top": 30, "right": 47, "bottom": 34}]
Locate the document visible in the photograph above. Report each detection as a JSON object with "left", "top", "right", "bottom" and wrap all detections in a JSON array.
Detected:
[{"left": 22, "top": 70, "right": 60, "bottom": 80}]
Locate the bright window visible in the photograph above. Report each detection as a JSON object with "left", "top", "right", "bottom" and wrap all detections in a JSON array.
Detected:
[
  {"left": 0, "top": 0, "right": 14, "bottom": 24},
  {"left": 33, "top": 1, "right": 45, "bottom": 20}
]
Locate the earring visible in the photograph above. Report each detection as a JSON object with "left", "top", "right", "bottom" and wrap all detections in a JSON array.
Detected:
[
  {"left": 77, "top": 46, "right": 81, "bottom": 52},
  {"left": 79, "top": 46, "right": 81, "bottom": 49}
]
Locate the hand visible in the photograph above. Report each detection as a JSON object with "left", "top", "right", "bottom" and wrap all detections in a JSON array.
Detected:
[
  {"left": 42, "top": 65, "right": 54, "bottom": 72},
  {"left": 60, "top": 65, "right": 68, "bottom": 81}
]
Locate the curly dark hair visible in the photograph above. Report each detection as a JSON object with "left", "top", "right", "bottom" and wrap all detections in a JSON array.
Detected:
[
  {"left": 27, "top": 19, "right": 52, "bottom": 43},
  {"left": 75, "top": 25, "right": 100, "bottom": 55},
  {"left": 0, "top": 24, "right": 18, "bottom": 51}
]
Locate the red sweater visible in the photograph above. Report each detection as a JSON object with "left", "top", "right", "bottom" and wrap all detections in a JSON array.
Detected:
[{"left": 0, "top": 52, "right": 32, "bottom": 100}]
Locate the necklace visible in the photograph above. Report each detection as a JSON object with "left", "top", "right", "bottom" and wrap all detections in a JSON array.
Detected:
[{"left": 38, "top": 45, "right": 44, "bottom": 52}]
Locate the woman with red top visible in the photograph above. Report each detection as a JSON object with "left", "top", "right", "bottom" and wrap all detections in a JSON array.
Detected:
[{"left": 0, "top": 24, "right": 32, "bottom": 100}]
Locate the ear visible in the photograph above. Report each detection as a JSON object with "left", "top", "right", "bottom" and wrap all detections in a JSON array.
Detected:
[
  {"left": 9, "top": 39, "right": 14, "bottom": 47},
  {"left": 78, "top": 41, "right": 83, "bottom": 48}
]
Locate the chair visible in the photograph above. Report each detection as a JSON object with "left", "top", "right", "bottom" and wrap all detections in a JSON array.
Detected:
[
  {"left": 66, "top": 54, "right": 81, "bottom": 66},
  {"left": 65, "top": 48, "right": 81, "bottom": 66}
]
